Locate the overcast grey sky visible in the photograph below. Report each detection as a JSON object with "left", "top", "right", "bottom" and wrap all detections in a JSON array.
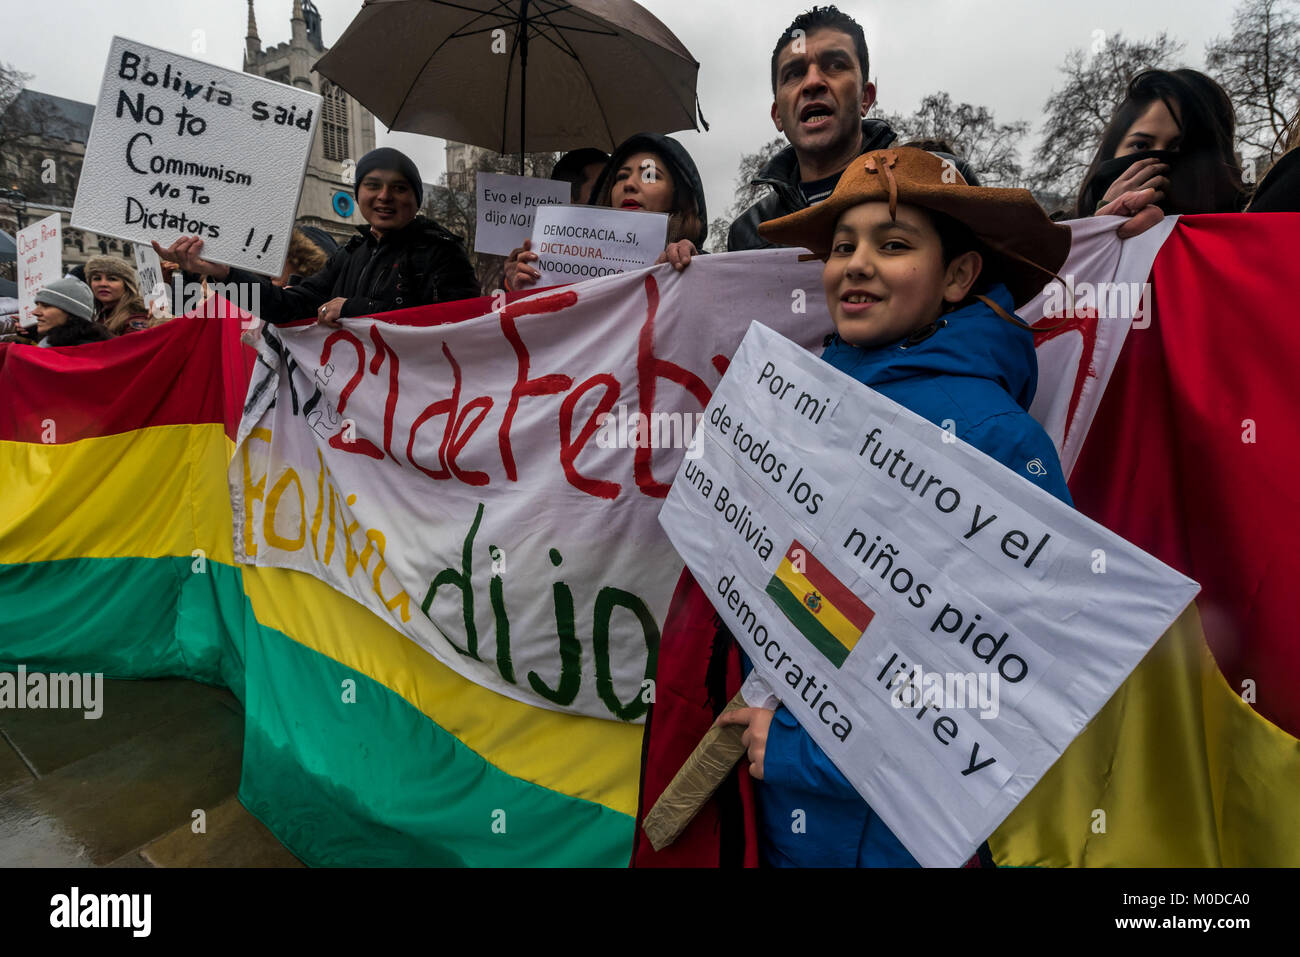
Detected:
[{"left": 1, "top": 0, "right": 1238, "bottom": 219}]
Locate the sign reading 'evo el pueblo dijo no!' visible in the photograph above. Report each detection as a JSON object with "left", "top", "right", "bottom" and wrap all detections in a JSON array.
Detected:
[
  {"left": 474, "top": 173, "right": 569, "bottom": 256},
  {"left": 658, "top": 322, "right": 1199, "bottom": 868},
  {"left": 72, "top": 37, "right": 321, "bottom": 276},
  {"left": 530, "top": 205, "right": 667, "bottom": 286}
]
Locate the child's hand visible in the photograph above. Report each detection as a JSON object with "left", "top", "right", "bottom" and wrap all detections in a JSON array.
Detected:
[{"left": 714, "top": 706, "right": 775, "bottom": 780}]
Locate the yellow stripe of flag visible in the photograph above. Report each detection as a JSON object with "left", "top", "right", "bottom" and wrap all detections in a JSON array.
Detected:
[{"left": 773, "top": 556, "right": 864, "bottom": 653}]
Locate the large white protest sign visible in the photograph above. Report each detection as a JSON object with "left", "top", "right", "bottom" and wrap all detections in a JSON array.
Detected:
[
  {"left": 658, "top": 322, "right": 1199, "bottom": 867},
  {"left": 72, "top": 37, "right": 320, "bottom": 276},
  {"left": 530, "top": 205, "right": 667, "bottom": 286},
  {"left": 231, "top": 250, "right": 832, "bottom": 722},
  {"left": 474, "top": 173, "right": 569, "bottom": 256},
  {"left": 16, "top": 213, "right": 62, "bottom": 325}
]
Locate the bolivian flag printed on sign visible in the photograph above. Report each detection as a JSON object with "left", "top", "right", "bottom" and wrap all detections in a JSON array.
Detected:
[{"left": 766, "top": 542, "right": 874, "bottom": 667}]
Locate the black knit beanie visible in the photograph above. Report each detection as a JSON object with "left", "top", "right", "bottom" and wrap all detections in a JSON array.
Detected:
[{"left": 354, "top": 147, "right": 423, "bottom": 207}]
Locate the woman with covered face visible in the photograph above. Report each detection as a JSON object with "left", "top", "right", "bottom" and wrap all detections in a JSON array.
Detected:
[{"left": 1075, "top": 69, "right": 1249, "bottom": 235}]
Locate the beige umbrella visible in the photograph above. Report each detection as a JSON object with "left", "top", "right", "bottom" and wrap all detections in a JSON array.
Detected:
[{"left": 315, "top": 0, "right": 707, "bottom": 172}]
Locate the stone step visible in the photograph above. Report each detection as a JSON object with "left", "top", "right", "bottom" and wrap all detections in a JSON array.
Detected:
[
  {"left": 0, "top": 693, "right": 244, "bottom": 866},
  {"left": 0, "top": 677, "right": 239, "bottom": 778},
  {"left": 140, "top": 795, "right": 303, "bottom": 867}
]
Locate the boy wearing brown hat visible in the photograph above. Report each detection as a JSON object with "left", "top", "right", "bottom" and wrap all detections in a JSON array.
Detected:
[{"left": 716, "top": 147, "right": 1074, "bottom": 867}]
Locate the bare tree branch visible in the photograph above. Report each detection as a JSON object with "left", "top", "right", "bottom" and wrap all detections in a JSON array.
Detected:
[
  {"left": 1029, "top": 32, "right": 1184, "bottom": 198},
  {"left": 1206, "top": 0, "right": 1300, "bottom": 162},
  {"left": 875, "top": 92, "right": 1029, "bottom": 188}
]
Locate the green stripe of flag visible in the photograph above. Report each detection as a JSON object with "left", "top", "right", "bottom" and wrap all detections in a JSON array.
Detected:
[
  {"left": 765, "top": 575, "right": 849, "bottom": 668},
  {"left": 0, "top": 556, "right": 635, "bottom": 867}
]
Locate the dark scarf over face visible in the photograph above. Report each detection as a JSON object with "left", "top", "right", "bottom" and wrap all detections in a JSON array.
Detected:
[
  {"left": 1079, "top": 149, "right": 1247, "bottom": 217},
  {"left": 41, "top": 316, "right": 114, "bottom": 347}
]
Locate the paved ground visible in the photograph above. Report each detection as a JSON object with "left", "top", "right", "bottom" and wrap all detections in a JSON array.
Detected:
[{"left": 0, "top": 677, "right": 302, "bottom": 867}]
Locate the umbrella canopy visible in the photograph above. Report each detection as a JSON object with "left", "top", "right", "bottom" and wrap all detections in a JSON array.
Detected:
[
  {"left": 0, "top": 230, "right": 15, "bottom": 264},
  {"left": 315, "top": 0, "right": 704, "bottom": 159}
]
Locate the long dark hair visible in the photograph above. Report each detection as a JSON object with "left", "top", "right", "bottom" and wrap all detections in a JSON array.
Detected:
[{"left": 1075, "top": 69, "right": 1248, "bottom": 216}]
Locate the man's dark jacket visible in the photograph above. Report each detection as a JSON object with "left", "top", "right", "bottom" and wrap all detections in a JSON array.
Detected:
[
  {"left": 228, "top": 216, "right": 480, "bottom": 324},
  {"left": 727, "top": 118, "right": 895, "bottom": 252}
]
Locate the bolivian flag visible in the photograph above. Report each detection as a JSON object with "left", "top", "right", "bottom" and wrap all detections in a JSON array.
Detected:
[
  {"left": 988, "top": 212, "right": 1300, "bottom": 867},
  {"left": 765, "top": 541, "right": 874, "bottom": 667},
  {"left": 0, "top": 302, "right": 640, "bottom": 867}
]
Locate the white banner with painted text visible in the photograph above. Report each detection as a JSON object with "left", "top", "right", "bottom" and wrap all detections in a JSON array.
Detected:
[{"left": 231, "top": 251, "right": 830, "bottom": 721}]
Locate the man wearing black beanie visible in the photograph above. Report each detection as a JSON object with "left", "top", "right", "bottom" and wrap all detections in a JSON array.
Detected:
[{"left": 156, "top": 147, "right": 479, "bottom": 325}]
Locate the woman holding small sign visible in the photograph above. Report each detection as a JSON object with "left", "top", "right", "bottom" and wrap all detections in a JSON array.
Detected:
[{"left": 504, "top": 133, "right": 708, "bottom": 290}]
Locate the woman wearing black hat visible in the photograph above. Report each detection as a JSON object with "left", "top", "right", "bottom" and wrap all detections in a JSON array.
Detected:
[
  {"left": 156, "top": 147, "right": 481, "bottom": 326},
  {"left": 506, "top": 133, "right": 709, "bottom": 290}
]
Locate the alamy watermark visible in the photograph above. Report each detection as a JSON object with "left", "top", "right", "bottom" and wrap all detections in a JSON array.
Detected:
[
  {"left": 1042, "top": 275, "right": 1152, "bottom": 329},
  {"left": 595, "top": 404, "right": 704, "bottom": 458},
  {"left": 0, "top": 666, "right": 103, "bottom": 719},
  {"left": 888, "top": 663, "right": 1000, "bottom": 719},
  {"left": 50, "top": 887, "right": 150, "bottom": 936},
  {"left": 144, "top": 273, "right": 262, "bottom": 326}
]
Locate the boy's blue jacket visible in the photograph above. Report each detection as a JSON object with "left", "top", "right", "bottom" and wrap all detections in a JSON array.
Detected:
[{"left": 755, "top": 284, "right": 1073, "bottom": 868}]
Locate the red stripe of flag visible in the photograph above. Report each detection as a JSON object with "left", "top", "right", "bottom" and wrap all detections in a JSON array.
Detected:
[
  {"left": 1069, "top": 212, "right": 1300, "bottom": 738},
  {"left": 785, "top": 540, "right": 873, "bottom": 632}
]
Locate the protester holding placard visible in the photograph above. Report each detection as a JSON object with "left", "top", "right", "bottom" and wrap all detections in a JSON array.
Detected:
[
  {"left": 86, "top": 256, "right": 155, "bottom": 334},
  {"left": 156, "top": 147, "right": 480, "bottom": 326},
  {"left": 708, "top": 147, "right": 1074, "bottom": 867},
  {"left": 504, "top": 133, "right": 708, "bottom": 290}
]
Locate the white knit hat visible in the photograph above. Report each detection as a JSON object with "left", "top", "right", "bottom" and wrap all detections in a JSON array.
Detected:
[{"left": 34, "top": 276, "right": 94, "bottom": 321}]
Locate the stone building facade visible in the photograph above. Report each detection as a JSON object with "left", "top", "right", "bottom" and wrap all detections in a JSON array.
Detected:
[{"left": 242, "top": 0, "right": 376, "bottom": 247}]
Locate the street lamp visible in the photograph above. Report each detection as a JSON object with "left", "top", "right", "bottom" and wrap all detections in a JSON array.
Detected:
[{"left": 1, "top": 188, "right": 27, "bottom": 231}]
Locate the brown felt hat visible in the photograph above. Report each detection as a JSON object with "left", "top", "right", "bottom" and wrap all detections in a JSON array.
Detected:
[{"left": 758, "top": 147, "right": 1072, "bottom": 307}]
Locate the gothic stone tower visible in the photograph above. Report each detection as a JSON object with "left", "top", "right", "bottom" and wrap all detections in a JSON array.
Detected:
[{"left": 243, "top": 0, "right": 377, "bottom": 248}]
